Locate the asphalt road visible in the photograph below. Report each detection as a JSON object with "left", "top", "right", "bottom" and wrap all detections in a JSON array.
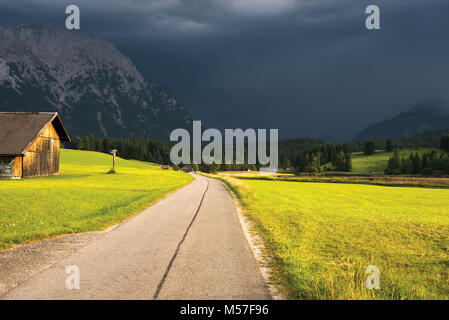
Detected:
[{"left": 0, "top": 174, "right": 271, "bottom": 300}]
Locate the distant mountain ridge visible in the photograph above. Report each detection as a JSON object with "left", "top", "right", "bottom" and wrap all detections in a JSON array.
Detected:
[
  {"left": 353, "top": 99, "right": 449, "bottom": 141},
  {"left": 0, "top": 25, "right": 191, "bottom": 140}
]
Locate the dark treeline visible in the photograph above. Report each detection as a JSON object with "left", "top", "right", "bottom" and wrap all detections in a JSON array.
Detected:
[
  {"left": 65, "top": 135, "right": 264, "bottom": 171},
  {"left": 64, "top": 134, "right": 449, "bottom": 175},
  {"left": 293, "top": 143, "right": 352, "bottom": 173},
  {"left": 279, "top": 138, "right": 327, "bottom": 169},
  {"left": 385, "top": 136, "right": 449, "bottom": 175},
  {"left": 65, "top": 135, "right": 354, "bottom": 173},
  {"left": 197, "top": 141, "right": 355, "bottom": 173},
  {"left": 441, "top": 136, "right": 449, "bottom": 152},
  {"left": 65, "top": 135, "right": 172, "bottom": 164},
  {"left": 279, "top": 138, "right": 359, "bottom": 170},
  {"left": 386, "top": 148, "right": 449, "bottom": 175}
]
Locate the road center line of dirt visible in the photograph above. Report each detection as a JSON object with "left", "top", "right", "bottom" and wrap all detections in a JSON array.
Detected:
[{"left": 153, "top": 179, "right": 210, "bottom": 300}]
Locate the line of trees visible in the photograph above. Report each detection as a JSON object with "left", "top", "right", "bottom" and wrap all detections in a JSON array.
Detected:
[
  {"left": 363, "top": 140, "right": 376, "bottom": 155},
  {"left": 65, "top": 135, "right": 263, "bottom": 171},
  {"left": 385, "top": 149, "right": 449, "bottom": 175},
  {"left": 385, "top": 136, "right": 449, "bottom": 175},
  {"left": 65, "top": 135, "right": 172, "bottom": 164},
  {"left": 64, "top": 134, "right": 449, "bottom": 175},
  {"left": 294, "top": 143, "right": 352, "bottom": 173}
]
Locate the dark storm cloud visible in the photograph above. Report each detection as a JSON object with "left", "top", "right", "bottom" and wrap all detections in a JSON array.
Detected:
[{"left": 1, "top": 0, "right": 448, "bottom": 140}]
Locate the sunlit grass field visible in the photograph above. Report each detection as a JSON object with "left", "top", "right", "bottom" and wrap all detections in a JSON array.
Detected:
[
  {"left": 351, "top": 148, "right": 439, "bottom": 174},
  {"left": 222, "top": 176, "right": 449, "bottom": 300},
  {"left": 0, "top": 149, "right": 193, "bottom": 250}
]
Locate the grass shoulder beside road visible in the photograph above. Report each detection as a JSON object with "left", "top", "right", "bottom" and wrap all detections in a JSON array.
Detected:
[
  {"left": 212, "top": 173, "right": 449, "bottom": 300},
  {"left": 0, "top": 149, "right": 193, "bottom": 251}
]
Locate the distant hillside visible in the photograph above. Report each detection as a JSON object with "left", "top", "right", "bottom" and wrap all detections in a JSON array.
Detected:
[
  {"left": 400, "top": 129, "right": 449, "bottom": 149},
  {"left": 353, "top": 99, "right": 449, "bottom": 142}
]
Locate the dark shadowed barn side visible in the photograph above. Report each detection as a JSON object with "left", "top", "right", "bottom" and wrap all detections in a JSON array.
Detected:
[{"left": 0, "top": 112, "right": 70, "bottom": 179}]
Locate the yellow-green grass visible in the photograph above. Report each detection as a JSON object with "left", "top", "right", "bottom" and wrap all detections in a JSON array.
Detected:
[
  {"left": 0, "top": 149, "right": 193, "bottom": 250},
  {"left": 226, "top": 177, "right": 449, "bottom": 300},
  {"left": 351, "top": 148, "right": 441, "bottom": 174},
  {"left": 221, "top": 171, "right": 449, "bottom": 189}
]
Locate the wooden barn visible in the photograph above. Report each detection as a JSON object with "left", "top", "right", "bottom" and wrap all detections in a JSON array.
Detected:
[{"left": 0, "top": 112, "right": 71, "bottom": 179}]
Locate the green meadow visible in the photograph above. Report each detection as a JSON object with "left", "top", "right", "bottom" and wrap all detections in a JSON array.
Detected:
[
  {"left": 0, "top": 149, "right": 193, "bottom": 250},
  {"left": 219, "top": 175, "right": 449, "bottom": 300},
  {"left": 351, "top": 148, "right": 439, "bottom": 174}
]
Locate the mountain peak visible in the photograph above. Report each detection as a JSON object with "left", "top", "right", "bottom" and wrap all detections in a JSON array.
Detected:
[
  {"left": 0, "top": 24, "right": 191, "bottom": 140},
  {"left": 408, "top": 98, "right": 449, "bottom": 116},
  {"left": 0, "top": 24, "right": 144, "bottom": 86},
  {"left": 353, "top": 99, "right": 449, "bottom": 142}
]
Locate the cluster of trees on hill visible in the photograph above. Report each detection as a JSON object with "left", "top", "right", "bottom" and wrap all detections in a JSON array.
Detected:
[
  {"left": 363, "top": 140, "right": 377, "bottom": 155},
  {"left": 385, "top": 149, "right": 449, "bottom": 175},
  {"left": 363, "top": 139, "right": 396, "bottom": 155},
  {"left": 65, "top": 136, "right": 172, "bottom": 164},
  {"left": 279, "top": 138, "right": 327, "bottom": 169},
  {"left": 384, "top": 136, "right": 449, "bottom": 175},
  {"left": 293, "top": 144, "right": 352, "bottom": 173},
  {"left": 279, "top": 139, "right": 361, "bottom": 170}
]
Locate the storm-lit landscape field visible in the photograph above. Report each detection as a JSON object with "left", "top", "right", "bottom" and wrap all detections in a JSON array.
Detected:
[{"left": 0, "top": 149, "right": 192, "bottom": 250}]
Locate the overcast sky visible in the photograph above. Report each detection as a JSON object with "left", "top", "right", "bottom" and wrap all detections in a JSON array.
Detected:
[{"left": 1, "top": 0, "right": 448, "bottom": 140}]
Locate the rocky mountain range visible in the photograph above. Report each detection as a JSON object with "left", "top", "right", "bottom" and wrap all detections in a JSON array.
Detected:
[
  {"left": 0, "top": 25, "right": 192, "bottom": 140},
  {"left": 353, "top": 99, "right": 449, "bottom": 141}
]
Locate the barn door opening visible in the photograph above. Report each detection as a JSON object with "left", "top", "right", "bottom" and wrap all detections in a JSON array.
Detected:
[{"left": 0, "top": 157, "right": 14, "bottom": 179}]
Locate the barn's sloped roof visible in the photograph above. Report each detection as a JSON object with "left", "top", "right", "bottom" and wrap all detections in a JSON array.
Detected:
[{"left": 0, "top": 112, "right": 71, "bottom": 156}]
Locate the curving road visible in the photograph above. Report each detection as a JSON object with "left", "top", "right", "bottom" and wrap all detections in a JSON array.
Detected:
[{"left": 0, "top": 174, "right": 271, "bottom": 300}]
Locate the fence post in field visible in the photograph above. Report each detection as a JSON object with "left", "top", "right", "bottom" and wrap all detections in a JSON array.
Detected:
[{"left": 111, "top": 149, "right": 118, "bottom": 172}]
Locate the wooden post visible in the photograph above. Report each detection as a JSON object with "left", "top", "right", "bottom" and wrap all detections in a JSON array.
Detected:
[{"left": 111, "top": 149, "right": 118, "bottom": 171}]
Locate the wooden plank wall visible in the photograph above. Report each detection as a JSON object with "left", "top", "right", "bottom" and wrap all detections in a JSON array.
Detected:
[
  {"left": 22, "top": 123, "right": 61, "bottom": 178},
  {"left": 13, "top": 156, "right": 22, "bottom": 178}
]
